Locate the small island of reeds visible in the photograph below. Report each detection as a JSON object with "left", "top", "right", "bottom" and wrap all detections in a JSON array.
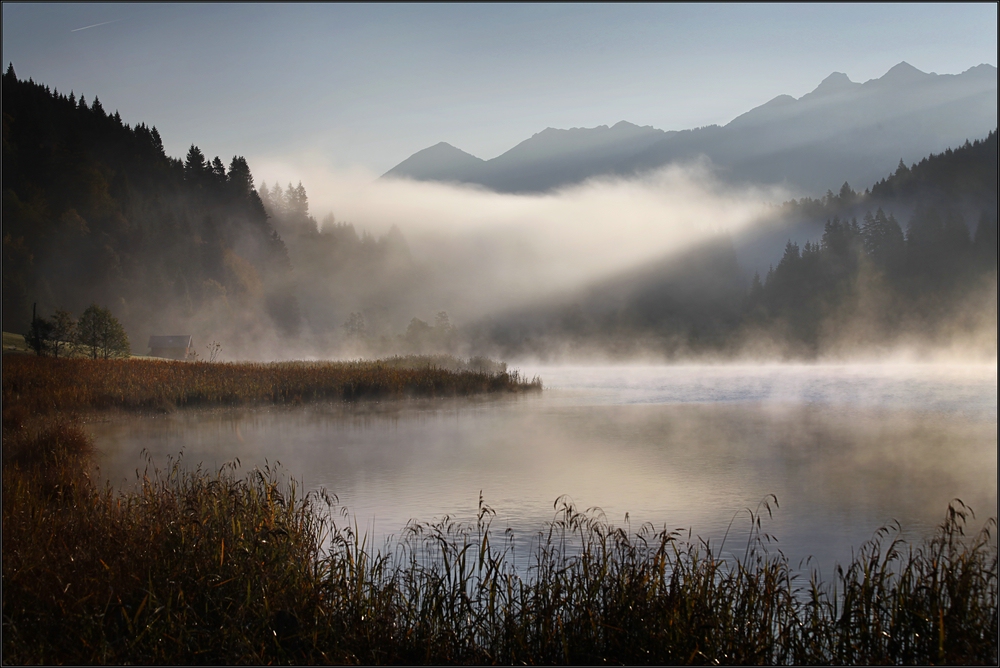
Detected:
[
  {"left": 2, "top": 355, "right": 996, "bottom": 665},
  {"left": 1, "top": 353, "right": 540, "bottom": 416}
]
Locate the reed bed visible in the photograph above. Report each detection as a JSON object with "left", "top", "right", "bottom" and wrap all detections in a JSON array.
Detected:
[
  {"left": 2, "top": 357, "right": 994, "bottom": 664},
  {"left": 3, "top": 415, "right": 996, "bottom": 665},
  {"left": 1, "top": 355, "right": 541, "bottom": 415}
]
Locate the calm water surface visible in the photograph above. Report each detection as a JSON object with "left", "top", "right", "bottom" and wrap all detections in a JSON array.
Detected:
[{"left": 88, "top": 363, "right": 997, "bottom": 575}]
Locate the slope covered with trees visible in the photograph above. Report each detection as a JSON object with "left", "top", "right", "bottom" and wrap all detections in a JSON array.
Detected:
[
  {"left": 3, "top": 65, "right": 439, "bottom": 359},
  {"left": 256, "top": 180, "right": 427, "bottom": 349},
  {"left": 474, "top": 131, "right": 998, "bottom": 360},
  {"left": 2, "top": 65, "right": 299, "bottom": 354}
]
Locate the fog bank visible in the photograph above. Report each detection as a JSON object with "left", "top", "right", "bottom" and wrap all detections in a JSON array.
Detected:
[{"left": 258, "top": 158, "right": 788, "bottom": 320}]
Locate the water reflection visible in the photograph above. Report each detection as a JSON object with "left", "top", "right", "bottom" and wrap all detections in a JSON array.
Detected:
[{"left": 87, "top": 364, "right": 997, "bottom": 576}]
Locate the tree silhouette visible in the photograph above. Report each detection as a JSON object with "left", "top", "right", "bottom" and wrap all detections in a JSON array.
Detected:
[
  {"left": 184, "top": 145, "right": 208, "bottom": 183},
  {"left": 862, "top": 208, "right": 904, "bottom": 270},
  {"left": 50, "top": 309, "right": 76, "bottom": 358},
  {"left": 26, "top": 305, "right": 53, "bottom": 356},
  {"left": 76, "top": 304, "right": 130, "bottom": 359}
]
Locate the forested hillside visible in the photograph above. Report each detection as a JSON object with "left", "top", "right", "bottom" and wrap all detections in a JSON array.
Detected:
[
  {"left": 2, "top": 65, "right": 299, "bottom": 350},
  {"left": 2, "top": 67, "right": 411, "bottom": 358},
  {"left": 256, "top": 181, "right": 417, "bottom": 349},
  {"left": 774, "top": 130, "right": 997, "bottom": 226},
  {"left": 475, "top": 132, "right": 998, "bottom": 360}
]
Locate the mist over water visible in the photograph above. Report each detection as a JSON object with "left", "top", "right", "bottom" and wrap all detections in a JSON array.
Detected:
[
  {"left": 516, "top": 362, "right": 998, "bottom": 417},
  {"left": 89, "top": 362, "right": 997, "bottom": 576}
]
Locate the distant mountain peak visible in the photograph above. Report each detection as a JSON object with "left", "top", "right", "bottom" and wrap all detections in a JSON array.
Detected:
[
  {"left": 816, "top": 71, "right": 855, "bottom": 92},
  {"left": 404, "top": 141, "right": 484, "bottom": 164},
  {"left": 426, "top": 141, "right": 471, "bottom": 154},
  {"left": 962, "top": 63, "right": 998, "bottom": 78},
  {"left": 887, "top": 61, "right": 923, "bottom": 73},
  {"left": 873, "top": 61, "right": 931, "bottom": 85},
  {"left": 382, "top": 141, "right": 484, "bottom": 181}
]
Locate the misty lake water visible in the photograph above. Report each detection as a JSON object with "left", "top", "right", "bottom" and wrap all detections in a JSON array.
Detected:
[{"left": 88, "top": 363, "right": 997, "bottom": 576}]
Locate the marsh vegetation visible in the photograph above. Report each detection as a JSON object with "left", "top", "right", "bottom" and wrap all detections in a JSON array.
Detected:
[
  {"left": 3, "top": 359, "right": 996, "bottom": 664},
  {"left": 2, "top": 416, "right": 996, "bottom": 665},
  {"left": 1, "top": 354, "right": 538, "bottom": 416}
]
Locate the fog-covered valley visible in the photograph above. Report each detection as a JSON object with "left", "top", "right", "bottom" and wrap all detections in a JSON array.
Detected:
[{"left": 7, "top": 64, "right": 996, "bottom": 363}]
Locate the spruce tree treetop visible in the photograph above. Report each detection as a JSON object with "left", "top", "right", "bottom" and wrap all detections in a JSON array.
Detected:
[{"left": 184, "top": 145, "right": 207, "bottom": 182}]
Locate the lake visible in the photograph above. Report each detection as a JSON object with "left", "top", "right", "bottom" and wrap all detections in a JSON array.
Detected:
[{"left": 88, "top": 362, "right": 997, "bottom": 577}]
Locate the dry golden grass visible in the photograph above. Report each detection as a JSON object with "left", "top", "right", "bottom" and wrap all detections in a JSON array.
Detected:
[{"left": 1, "top": 355, "right": 541, "bottom": 415}]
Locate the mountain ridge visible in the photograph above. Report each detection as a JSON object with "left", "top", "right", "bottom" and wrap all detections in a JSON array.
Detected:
[{"left": 384, "top": 62, "right": 997, "bottom": 196}]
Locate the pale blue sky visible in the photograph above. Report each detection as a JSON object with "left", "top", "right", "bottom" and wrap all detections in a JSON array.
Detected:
[{"left": 3, "top": 3, "right": 997, "bottom": 177}]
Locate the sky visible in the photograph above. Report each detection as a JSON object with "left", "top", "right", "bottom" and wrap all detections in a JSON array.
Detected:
[{"left": 3, "top": 3, "right": 997, "bottom": 185}]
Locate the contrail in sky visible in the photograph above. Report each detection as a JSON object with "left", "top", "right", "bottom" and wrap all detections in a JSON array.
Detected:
[{"left": 71, "top": 19, "right": 121, "bottom": 32}]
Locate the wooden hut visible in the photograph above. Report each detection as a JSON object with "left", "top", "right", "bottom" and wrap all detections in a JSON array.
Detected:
[{"left": 148, "top": 335, "right": 193, "bottom": 360}]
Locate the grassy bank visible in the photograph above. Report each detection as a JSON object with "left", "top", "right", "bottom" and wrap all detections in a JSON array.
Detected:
[
  {"left": 2, "top": 358, "right": 996, "bottom": 664},
  {"left": 1, "top": 354, "right": 540, "bottom": 416}
]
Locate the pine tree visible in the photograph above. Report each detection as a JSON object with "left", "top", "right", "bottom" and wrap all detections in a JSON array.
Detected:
[
  {"left": 268, "top": 183, "right": 285, "bottom": 218},
  {"left": 862, "top": 208, "right": 904, "bottom": 269},
  {"left": 211, "top": 156, "right": 226, "bottom": 183},
  {"left": 184, "top": 145, "right": 208, "bottom": 183},
  {"left": 228, "top": 156, "right": 255, "bottom": 197},
  {"left": 838, "top": 182, "right": 855, "bottom": 207},
  {"left": 150, "top": 126, "right": 164, "bottom": 154}
]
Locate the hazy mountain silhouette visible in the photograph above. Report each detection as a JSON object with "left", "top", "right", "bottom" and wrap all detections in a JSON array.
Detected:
[
  {"left": 477, "top": 121, "right": 668, "bottom": 192},
  {"left": 626, "top": 62, "right": 997, "bottom": 193},
  {"left": 384, "top": 63, "right": 997, "bottom": 196},
  {"left": 386, "top": 122, "right": 668, "bottom": 192},
  {"left": 383, "top": 142, "right": 486, "bottom": 183}
]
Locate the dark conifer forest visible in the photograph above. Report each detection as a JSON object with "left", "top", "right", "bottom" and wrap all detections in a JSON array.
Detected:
[
  {"left": 3, "top": 65, "right": 293, "bottom": 344},
  {"left": 2, "top": 66, "right": 410, "bottom": 357},
  {"left": 2, "top": 66, "right": 996, "bottom": 359},
  {"left": 739, "top": 132, "right": 997, "bottom": 356}
]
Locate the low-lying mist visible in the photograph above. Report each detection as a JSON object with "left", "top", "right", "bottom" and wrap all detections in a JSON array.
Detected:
[
  {"left": 200, "top": 152, "right": 997, "bottom": 364},
  {"left": 238, "top": 159, "right": 781, "bottom": 361},
  {"left": 261, "top": 158, "right": 788, "bottom": 319}
]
